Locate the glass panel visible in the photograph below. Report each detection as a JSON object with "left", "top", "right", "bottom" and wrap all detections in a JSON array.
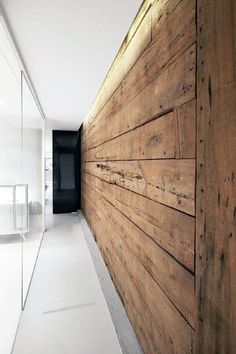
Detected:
[
  {"left": 22, "top": 74, "right": 43, "bottom": 305},
  {"left": 0, "top": 19, "right": 22, "bottom": 353}
]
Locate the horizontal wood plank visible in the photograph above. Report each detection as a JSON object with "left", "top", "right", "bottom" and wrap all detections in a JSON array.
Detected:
[
  {"left": 83, "top": 189, "right": 194, "bottom": 353},
  {"left": 82, "top": 0, "right": 196, "bottom": 147},
  {"left": 83, "top": 111, "right": 177, "bottom": 161},
  {"left": 82, "top": 44, "right": 196, "bottom": 151},
  {"left": 83, "top": 100, "right": 196, "bottom": 161},
  {"left": 152, "top": 0, "right": 182, "bottom": 38},
  {"left": 83, "top": 181, "right": 195, "bottom": 327},
  {"left": 84, "top": 159, "right": 195, "bottom": 215},
  {"left": 82, "top": 172, "right": 195, "bottom": 272}
]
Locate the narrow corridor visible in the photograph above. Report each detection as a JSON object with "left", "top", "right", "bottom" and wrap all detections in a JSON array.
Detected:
[
  {"left": 12, "top": 213, "right": 122, "bottom": 354},
  {"left": 0, "top": 1, "right": 235, "bottom": 352}
]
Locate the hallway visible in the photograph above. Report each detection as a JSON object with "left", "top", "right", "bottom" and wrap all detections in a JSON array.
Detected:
[
  {"left": 0, "top": 1, "right": 235, "bottom": 352},
  {"left": 12, "top": 213, "right": 122, "bottom": 354}
]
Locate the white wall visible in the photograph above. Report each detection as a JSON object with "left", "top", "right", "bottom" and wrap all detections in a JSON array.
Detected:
[
  {"left": 0, "top": 121, "right": 21, "bottom": 186},
  {"left": 0, "top": 118, "right": 42, "bottom": 204},
  {"left": 23, "top": 128, "right": 42, "bottom": 208}
]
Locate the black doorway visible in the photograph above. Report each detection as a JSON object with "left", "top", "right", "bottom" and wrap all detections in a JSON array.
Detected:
[{"left": 53, "top": 130, "right": 81, "bottom": 214}]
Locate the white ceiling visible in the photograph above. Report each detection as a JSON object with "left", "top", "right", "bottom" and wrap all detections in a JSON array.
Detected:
[
  {"left": 0, "top": 0, "right": 142, "bottom": 129},
  {"left": 0, "top": 19, "right": 42, "bottom": 129}
]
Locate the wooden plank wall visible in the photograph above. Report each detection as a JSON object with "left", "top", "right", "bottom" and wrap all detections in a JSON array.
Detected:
[
  {"left": 196, "top": 0, "right": 236, "bottom": 353},
  {"left": 81, "top": 1, "right": 197, "bottom": 352},
  {"left": 81, "top": 0, "right": 236, "bottom": 352}
]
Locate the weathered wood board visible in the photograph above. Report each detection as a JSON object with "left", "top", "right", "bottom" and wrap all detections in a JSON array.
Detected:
[
  {"left": 82, "top": 0, "right": 196, "bottom": 149},
  {"left": 83, "top": 102, "right": 196, "bottom": 161},
  {"left": 196, "top": 0, "right": 236, "bottom": 353},
  {"left": 84, "top": 159, "right": 195, "bottom": 215},
  {"left": 83, "top": 172, "right": 195, "bottom": 272},
  {"left": 81, "top": 0, "right": 200, "bottom": 352},
  {"left": 83, "top": 186, "right": 194, "bottom": 353},
  {"left": 83, "top": 44, "right": 196, "bottom": 151}
]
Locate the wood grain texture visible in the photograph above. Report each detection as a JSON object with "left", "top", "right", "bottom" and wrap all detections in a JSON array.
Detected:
[
  {"left": 81, "top": 0, "right": 236, "bottom": 351},
  {"left": 83, "top": 172, "right": 195, "bottom": 272},
  {"left": 83, "top": 104, "right": 196, "bottom": 162},
  {"left": 83, "top": 187, "right": 194, "bottom": 353},
  {"left": 83, "top": 180, "right": 195, "bottom": 327},
  {"left": 84, "top": 159, "right": 195, "bottom": 215},
  {"left": 81, "top": 0, "right": 197, "bottom": 352},
  {"left": 82, "top": 0, "right": 196, "bottom": 148},
  {"left": 196, "top": 0, "right": 236, "bottom": 352},
  {"left": 83, "top": 44, "right": 196, "bottom": 151},
  {"left": 152, "top": 0, "right": 183, "bottom": 38},
  {"left": 177, "top": 99, "right": 196, "bottom": 158},
  {"left": 83, "top": 111, "right": 178, "bottom": 161}
]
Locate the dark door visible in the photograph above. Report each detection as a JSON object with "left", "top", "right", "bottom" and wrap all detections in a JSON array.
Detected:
[{"left": 53, "top": 130, "right": 80, "bottom": 213}]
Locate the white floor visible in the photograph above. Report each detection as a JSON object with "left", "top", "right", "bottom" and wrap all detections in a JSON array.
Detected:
[
  {"left": 12, "top": 213, "right": 122, "bottom": 354},
  {"left": 0, "top": 215, "right": 43, "bottom": 354}
]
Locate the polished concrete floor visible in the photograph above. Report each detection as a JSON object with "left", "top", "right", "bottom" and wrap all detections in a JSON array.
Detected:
[{"left": 12, "top": 213, "right": 122, "bottom": 354}]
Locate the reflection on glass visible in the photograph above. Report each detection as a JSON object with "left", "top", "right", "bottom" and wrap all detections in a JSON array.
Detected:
[
  {"left": 0, "top": 18, "right": 22, "bottom": 353},
  {"left": 22, "top": 74, "right": 43, "bottom": 305},
  {"left": 0, "top": 17, "right": 44, "bottom": 353}
]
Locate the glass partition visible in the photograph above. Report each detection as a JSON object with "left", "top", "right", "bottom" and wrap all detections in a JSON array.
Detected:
[
  {"left": 0, "top": 19, "right": 22, "bottom": 353},
  {"left": 21, "top": 73, "right": 44, "bottom": 305},
  {"left": 0, "top": 16, "right": 44, "bottom": 353}
]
